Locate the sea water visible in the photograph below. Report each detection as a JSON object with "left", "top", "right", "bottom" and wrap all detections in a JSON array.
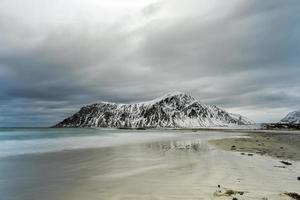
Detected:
[{"left": 0, "top": 128, "right": 186, "bottom": 157}]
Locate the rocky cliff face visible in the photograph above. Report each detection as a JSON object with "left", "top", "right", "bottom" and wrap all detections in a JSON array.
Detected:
[
  {"left": 54, "top": 92, "right": 253, "bottom": 128},
  {"left": 280, "top": 110, "right": 300, "bottom": 124}
]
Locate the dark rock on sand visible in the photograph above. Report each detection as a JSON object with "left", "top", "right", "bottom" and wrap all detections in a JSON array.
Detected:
[
  {"left": 284, "top": 192, "right": 300, "bottom": 200},
  {"left": 281, "top": 161, "right": 292, "bottom": 166}
]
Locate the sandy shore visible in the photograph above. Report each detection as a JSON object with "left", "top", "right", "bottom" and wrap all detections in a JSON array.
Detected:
[
  {"left": 1, "top": 129, "right": 299, "bottom": 200},
  {"left": 209, "top": 131, "right": 300, "bottom": 161}
]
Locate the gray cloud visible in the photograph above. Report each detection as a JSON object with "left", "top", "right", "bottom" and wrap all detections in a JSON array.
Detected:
[
  {"left": 142, "top": 2, "right": 162, "bottom": 16},
  {"left": 0, "top": 0, "right": 299, "bottom": 126}
]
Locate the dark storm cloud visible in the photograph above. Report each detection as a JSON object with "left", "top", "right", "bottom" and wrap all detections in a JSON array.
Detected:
[
  {"left": 138, "top": 2, "right": 299, "bottom": 76},
  {"left": 0, "top": 0, "right": 299, "bottom": 126}
]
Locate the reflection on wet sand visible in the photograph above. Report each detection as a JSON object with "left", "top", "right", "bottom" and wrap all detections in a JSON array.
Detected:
[{"left": 0, "top": 131, "right": 299, "bottom": 200}]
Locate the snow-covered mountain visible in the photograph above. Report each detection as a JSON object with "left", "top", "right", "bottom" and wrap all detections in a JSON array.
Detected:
[
  {"left": 54, "top": 92, "right": 254, "bottom": 128},
  {"left": 280, "top": 110, "right": 300, "bottom": 124}
]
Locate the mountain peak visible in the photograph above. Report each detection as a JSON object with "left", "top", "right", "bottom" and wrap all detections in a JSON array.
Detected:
[
  {"left": 164, "top": 91, "right": 189, "bottom": 97},
  {"left": 141, "top": 91, "right": 195, "bottom": 106},
  {"left": 54, "top": 92, "right": 253, "bottom": 128},
  {"left": 155, "top": 91, "right": 191, "bottom": 99},
  {"left": 280, "top": 110, "right": 300, "bottom": 124}
]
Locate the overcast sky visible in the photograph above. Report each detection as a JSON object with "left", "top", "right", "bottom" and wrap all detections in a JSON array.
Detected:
[{"left": 0, "top": 0, "right": 299, "bottom": 127}]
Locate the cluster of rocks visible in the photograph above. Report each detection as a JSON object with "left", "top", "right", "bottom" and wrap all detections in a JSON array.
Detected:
[
  {"left": 261, "top": 123, "right": 300, "bottom": 130},
  {"left": 160, "top": 142, "right": 202, "bottom": 151},
  {"left": 214, "top": 185, "right": 300, "bottom": 200}
]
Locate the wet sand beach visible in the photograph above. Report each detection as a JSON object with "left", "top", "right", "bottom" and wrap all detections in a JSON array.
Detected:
[
  {"left": 209, "top": 130, "right": 300, "bottom": 161},
  {"left": 0, "top": 129, "right": 299, "bottom": 200}
]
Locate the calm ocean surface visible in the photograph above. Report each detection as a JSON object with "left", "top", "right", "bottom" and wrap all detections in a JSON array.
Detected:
[{"left": 0, "top": 128, "right": 186, "bottom": 157}]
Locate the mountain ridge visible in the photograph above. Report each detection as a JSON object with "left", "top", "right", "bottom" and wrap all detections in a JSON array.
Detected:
[
  {"left": 54, "top": 92, "right": 254, "bottom": 128},
  {"left": 280, "top": 110, "right": 300, "bottom": 124}
]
